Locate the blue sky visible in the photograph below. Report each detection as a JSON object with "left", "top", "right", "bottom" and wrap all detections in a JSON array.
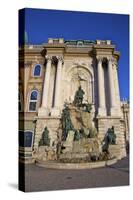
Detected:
[{"left": 20, "top": 8, "right": 129, "bottom": 100}]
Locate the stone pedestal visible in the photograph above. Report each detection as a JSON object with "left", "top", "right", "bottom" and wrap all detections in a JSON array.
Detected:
[
  {"left": 108, "top": 145, "right": 121, "bottom": 160},
  {"left": 110, "top": 107, "right": 121, "bottom": 117},
  {"left": 33, "top": 146, "right": 57, "bottom": 161},
  {"left": 98, "top": 108, "right": 107, "bottom": 116},
  {"left": 38, "top": 107, "right": 49, "bottom": 117},
  {"left": 33, "top": 116, "right": 61, "bottom": 150},
  {"left": 97, "top": 116, "right": 126, "bottom": 159},
  {"left": 51, "top": 108, "right": 61, "bottom": 117}
]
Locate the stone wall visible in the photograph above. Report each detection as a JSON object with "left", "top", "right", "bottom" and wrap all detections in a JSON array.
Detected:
[
  {"left": 33, "top": 117, "right": 61, "bottom": 150},
  {"left": 97, "top": 117, "right": 126, "bottom": 159}
]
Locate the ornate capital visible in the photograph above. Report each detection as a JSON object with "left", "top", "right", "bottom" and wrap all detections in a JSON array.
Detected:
[
  {"left": 96, "top": 56, "right": 103, "bottom": 64},
  {"left": 57, "top": 56, "right": 64, "bottom": 64},
  {"left": 107, "top": 56, "right": 115, "bottom": 64},
  {"left": 107, "top": 57, "right": 119, "bottom": 71},
  {"left": 115, "top": 63, "right": 118, "bottom": 70},
  {"left": 45, "top": 55, "right": 52, "bottom": 62},
  {"left": 113, "top": 61, "right": 118, "bottom": 70}
]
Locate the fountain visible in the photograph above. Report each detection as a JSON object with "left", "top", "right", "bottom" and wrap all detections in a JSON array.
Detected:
[{"left": 35, "top": 86, "right": 117, "bottom": 169}]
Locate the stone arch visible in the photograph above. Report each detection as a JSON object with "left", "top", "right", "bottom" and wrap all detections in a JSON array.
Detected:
[
  {"left": 26, "top": 87, "right": 41, "bottom": 112},
  {"left": 65, "top": 65, "right": 94, "bottom": 103},
  {"left": 66, "top": 64, "right": 94, "bottom": 81}
]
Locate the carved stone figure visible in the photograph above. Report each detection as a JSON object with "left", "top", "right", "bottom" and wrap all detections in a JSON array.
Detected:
[{"left": 73, "top": 86, "right": 85, "bottom": 106}]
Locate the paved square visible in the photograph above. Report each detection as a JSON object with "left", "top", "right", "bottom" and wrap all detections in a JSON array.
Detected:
[{"left": 23, "top": 156, "right": 129, "bottom": 192}]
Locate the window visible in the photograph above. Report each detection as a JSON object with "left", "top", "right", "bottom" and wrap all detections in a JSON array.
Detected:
[
  {"left": 19, "top": 130, "right": 33, "bottom": 147},
  {"left": 19, "top": 92, "right": 23, "bottom": 111},
  {"left": 33, "top": 64, "right": 41, "bottom": 77},
  {"left": 29, "top": 90, "right": 38, "bottom": 111}
]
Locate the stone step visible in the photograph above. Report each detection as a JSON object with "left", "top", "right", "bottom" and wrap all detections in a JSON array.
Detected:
[{"left": 36, "top": 158, "right": 117, "bottom": 169}]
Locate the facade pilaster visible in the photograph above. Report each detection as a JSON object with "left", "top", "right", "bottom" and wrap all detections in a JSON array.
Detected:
[
  {"left": 51, "top": 56, "right": 63, "bottom": 116},
  {"left": 108, "top": 57, "right": 121, "bottom": 116},
  {"left": 113, "top": 60, "right": 121, "bottom": 114},
  {"left": 38, "top": 55, "right": 52, "bottom": 116},
  {"left": 97, "top": 56, "right": 106, "bottom": 116}
]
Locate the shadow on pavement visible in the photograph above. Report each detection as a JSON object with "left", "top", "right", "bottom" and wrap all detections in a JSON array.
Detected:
[
  {"left": 8, "top": 183, "right": 18, "bottom": 190},
  {"left": 107, "top": 156, "right": 129, "bottom": 173}
]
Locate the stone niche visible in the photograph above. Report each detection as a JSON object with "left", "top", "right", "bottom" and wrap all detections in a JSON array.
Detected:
[{"left": 64, "top": 65, "right": 93, "bottom": 104}]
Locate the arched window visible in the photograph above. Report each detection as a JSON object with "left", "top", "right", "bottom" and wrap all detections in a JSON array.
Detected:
[
  {"left": 19, "top": 92, "right": 23, "bottom": 111},
  {"left": 29, "top": 90, "right": 38, "bottom": 111},
  {"left": 33, "top": 64, "right": 41, "bottom": 77}
]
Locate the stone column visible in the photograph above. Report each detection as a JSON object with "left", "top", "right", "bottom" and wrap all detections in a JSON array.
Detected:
[
  {"left": 108, "top": 58, "right": 116, "bottom": 106},
  {"left": 88, "top": 78, "right": 94, "bottom": 104},
  {"left": 97, "top": 56, "right": 106, "bottom": 116},
  {"left": 54, "top": 56, "right": 63, "bottom": 107},
  {"left": 38, "top": 55, "right": 52, "bottom": 116},
  {"left": 51, "top": 56, "right": 63, "bottom": 116},
  {"left": 108, "top": 57, "right": 120, "bottom": 116},
  {"left": 24, "top": 62, "right": 31, "bottom": 111},
  {"left": 91, "top": 78, "right": 94, "bottom": 104},
  {"left": 113, "top": 60, "right": 121, "bottom": 115}
]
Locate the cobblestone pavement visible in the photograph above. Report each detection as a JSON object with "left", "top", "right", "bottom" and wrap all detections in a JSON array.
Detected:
[{"left": 24, "top": 156, "right": 129, "bottom": 192}]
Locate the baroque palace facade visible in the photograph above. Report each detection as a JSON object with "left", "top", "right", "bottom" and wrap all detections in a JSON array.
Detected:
[{"left": 19, "top": 38, "right": 129, "bottom": 163}]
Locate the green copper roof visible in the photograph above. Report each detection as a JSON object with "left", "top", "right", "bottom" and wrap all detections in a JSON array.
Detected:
[{"left": 65, "top": 40, "right": 96, "bottom": 45}]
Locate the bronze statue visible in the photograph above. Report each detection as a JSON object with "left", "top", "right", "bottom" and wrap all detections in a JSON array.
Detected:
[
  {"left": 102, "top": 126, "right": 116, "bottom": 153},
  {"left": 79, "top": 128, "right": 86, "bottom": 138},
  {"left": 39, "top": 126, "right": 50, "bottom": 146},
  {"left": 107, "top": 126, "right": 116, "bottom": 145},
  {"left": 62, "top": 106, "right": 73, "bottom": 140},
  {"left": 85, "top": 103, "right": 92, "bottom": 113},
  {"left": 74, "top": 130, "right": 81, "bottom": 141},
  {"left": 73, "top": 86, "right": 85, "bottom": 106}
]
